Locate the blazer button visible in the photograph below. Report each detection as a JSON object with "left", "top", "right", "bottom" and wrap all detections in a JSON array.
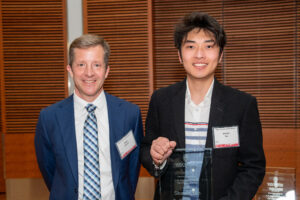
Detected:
[{"left": 74, "top": 188, "right": 78, "bottom": 194}]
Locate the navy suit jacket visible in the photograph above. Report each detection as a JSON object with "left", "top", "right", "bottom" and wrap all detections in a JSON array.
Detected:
[
  {"left": 35, "top": 92, "right": 143, "bottom": 200},
  {"left": 140, "top": 79, "right": 266, "bottom": 200}
]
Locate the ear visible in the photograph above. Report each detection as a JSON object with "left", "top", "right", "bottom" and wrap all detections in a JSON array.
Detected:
[
  {"left": 105, "top": 66, "right": 110, "bottom": 79},
  {"left": 178, "top": 50, "right": 183, "bottom": 64},
  {"left": 67, "top": 65, "right": 73, "bottom": 77},
  {"left": 218, "top": 52, "right": 224, "bottom": 63}
]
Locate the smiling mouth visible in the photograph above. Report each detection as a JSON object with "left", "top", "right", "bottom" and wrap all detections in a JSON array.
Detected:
[
  {"left": 84, "top": 80, "right": 96, "bottom": 84},
  {"left": 194, "top": 63, "right": 206, "bottom": 66},
  {"left": 193, "top": 63, "right": 207, "bottom": 68}
]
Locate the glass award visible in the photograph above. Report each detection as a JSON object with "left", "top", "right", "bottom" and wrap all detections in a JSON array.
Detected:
[
  {"left": 255, "top": 167, "right": 296, "bottom": 200},
  {"left": 158, "top": 148, "right": 212, "bottom": 200}
]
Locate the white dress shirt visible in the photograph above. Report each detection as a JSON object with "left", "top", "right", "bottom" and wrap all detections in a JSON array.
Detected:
[
  {"left": 185, "top": 79, "right": 213, "bottom": 124},
  {"left": 73, "top": 91, "right": 115, "bottom": 200}
]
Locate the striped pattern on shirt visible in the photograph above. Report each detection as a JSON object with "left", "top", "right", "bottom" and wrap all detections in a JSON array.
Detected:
[{"left": 185, "top": 122, "right": 208, "bottom": 149}]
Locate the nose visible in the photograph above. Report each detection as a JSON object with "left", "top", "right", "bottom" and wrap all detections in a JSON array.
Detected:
[
  {"left": 84, "top": 64, "right": 94, "bottom": 76},
  {"left": 195, "top": 47, "right": 204, "bottom": 59}
]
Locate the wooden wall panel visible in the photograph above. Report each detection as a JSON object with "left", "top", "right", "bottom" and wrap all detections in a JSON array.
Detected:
[
  {"left": 297, "top": 0, "right": 300, "bottom": 128},
  {"left": 296, "top": 1, "right": 300, "bottom": 195},
  {"left": 263, "top": 129, "right": 297, "bottom": 168},
  {"left": 224, "top": 0, "right": 298, "bottom": 128},
  {"left": 5, "top": 134, "right": 40, "bottom": 177},
  {"left": 83, "top": 0, "right": 150, "bottom": 122},
  {"left": 0, "top": 0, "right": 5, "bottom": 192},
  {"left": 0, "top": 0, "right": 2, "bottom": 136},
  {"left": 1, "top": 0, "right": 67, "bottom": 178}
]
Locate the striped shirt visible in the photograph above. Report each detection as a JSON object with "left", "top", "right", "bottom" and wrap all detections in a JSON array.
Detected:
[{"left": 182, "top": 80, "right": 213, "bottom": 200}]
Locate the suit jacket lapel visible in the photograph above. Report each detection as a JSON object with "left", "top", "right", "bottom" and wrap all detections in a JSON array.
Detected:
[
  {"left": 56, "top": 95, "right": 78, "bottom": 185},
  {"left": 106, "top": 92, "right": 124, "bottom": 190},
  {"left": 171, "top": 80, "right": 186, "bottom": 148},
  {"left": 206, "top": 79, "right": 225, "bottom": 148},
  {"left": 200, "top": 80, "right": 225, "bottom": 185}
]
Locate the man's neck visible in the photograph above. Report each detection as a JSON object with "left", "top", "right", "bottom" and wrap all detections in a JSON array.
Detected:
[{"left": 187, "top": 77, "right": 214, "bottom": 105}]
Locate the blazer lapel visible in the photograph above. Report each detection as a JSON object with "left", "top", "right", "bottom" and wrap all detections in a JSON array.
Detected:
[
  {"left": 57, "top": 95, "right": 78, "bottom": 185},
  {"left": 206, "top": 79, "right": 225, "bottom": 148},
  {"left": 200, "top": 80, "right": 225, "bottom": 184},
  {"left": 171, "top": 80, "right": 186, "bottom": 148},
  {"left": 106, "top": 92, "right": 124, "bottom": 190}
]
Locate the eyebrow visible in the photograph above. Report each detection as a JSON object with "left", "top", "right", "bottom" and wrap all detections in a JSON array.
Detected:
[{"left": 184, "top": 39, "right": 215, "bottom": 43}]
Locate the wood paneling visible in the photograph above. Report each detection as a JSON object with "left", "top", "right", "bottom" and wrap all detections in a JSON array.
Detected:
[
  {"left": 224, "top": 0, "right": 298, "bottom": 128},
  {"left": 263, "top": 129, "right": 297, "bottom": 168},
  {"left": 297, "top": 0, "right": 300, "bottom": 128},
  {"left": 297, "top": 1, "right": 300, "bottom": 194},
  {"left": 5, "top": 134, "right": 40, "bottom": 177},
  {"left": 1, "top": 0, "right": 67, "bottom": 178},
  {"left": 0, "top": 0, "right": 5, "bottom": 192},
  {"left": 83, "top": 0, "right": 150, "bottom": 122},
  {"left": 0, "top": 0, "right": 2, "bottom": 135}
]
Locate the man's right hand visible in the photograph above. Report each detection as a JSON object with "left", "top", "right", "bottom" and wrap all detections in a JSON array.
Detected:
[{"left": 150, "top": 137, "right": 176, "bottom": 166}]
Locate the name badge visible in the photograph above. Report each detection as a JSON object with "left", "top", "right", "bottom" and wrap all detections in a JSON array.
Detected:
[
  {"left": 116, "top": 130, "right": 137, "bottom": 159},
  {"left": 213, "top": 126, "right": 239, "bottom": 148}
]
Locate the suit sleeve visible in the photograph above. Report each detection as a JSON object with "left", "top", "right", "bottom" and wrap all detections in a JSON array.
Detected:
[
  {"left": 219, "top": 97, "right": 266, "bottom": 200},
  {"left": 34, "top": 110, "right": 55, "bottom": 191},
  {"left": 140, "top": 92, "right": 160, "bottom": 176},
  {"left": 128, "top": 107, "right": 144, "bottom": 192}
]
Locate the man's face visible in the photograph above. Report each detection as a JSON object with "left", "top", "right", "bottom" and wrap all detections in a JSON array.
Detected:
[
  {"left": 179, "top": 28, "right": 222, "bottom": 82},
  {"left": 67, "top": 45, "right": 109, "bottom": 102}
]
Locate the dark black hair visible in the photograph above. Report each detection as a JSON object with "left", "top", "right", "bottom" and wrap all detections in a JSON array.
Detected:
[{"left": 174, "top": 12, "right": 226, "bottom": 56}]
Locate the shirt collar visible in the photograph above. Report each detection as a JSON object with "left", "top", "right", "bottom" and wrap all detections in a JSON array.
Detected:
[
  {"left": 74, "top": 91, "right": 106, "bottom": 113},
  {"left": 185, "top": 79, "right": 214, "bottom": 107}
]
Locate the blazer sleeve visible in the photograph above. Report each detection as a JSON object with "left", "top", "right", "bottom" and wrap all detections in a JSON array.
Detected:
[
  {"left": 219, "top": 97, "right": 266, "bottom": 200},
  {"left": 128, "top": 107, "right": 144, "bottom": 192},
  {"left": 34, "top": 110, "right": 55, "bottom": 191},
  {"left": 140, "top": 91, "right": 160, "bottom": 176}
]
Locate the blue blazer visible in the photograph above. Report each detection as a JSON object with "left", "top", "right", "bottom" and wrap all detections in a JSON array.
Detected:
[{"left": 35, "top": 93, "right": 144, "bottom": 200}]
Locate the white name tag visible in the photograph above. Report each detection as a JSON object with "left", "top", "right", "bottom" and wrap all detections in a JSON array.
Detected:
[
  {"left": 116, "top": 130, "right": 137, "bottom": 159},
  {"left": 213, "top": 126, "right": 239, "bottom": 148}
]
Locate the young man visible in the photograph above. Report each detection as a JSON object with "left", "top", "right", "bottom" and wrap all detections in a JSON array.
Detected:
[
  {"left": 35, "top": 34, "right": 143, "bottom": 200},
  {"left": 140, "top": 12, "right": 266, "bottom": 199}
]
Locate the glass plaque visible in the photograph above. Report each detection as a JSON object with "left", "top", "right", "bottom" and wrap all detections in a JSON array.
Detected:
[
  {"left": 158, "top": 148, "right": 212, "bottom": 200},
  {"left": 255, "top": 167, "right": 295, "bottom": 200}
]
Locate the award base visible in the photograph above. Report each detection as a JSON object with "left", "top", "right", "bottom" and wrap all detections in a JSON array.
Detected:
[{"left": 159, "top": 148, "right": 212, "bottom": 200}]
